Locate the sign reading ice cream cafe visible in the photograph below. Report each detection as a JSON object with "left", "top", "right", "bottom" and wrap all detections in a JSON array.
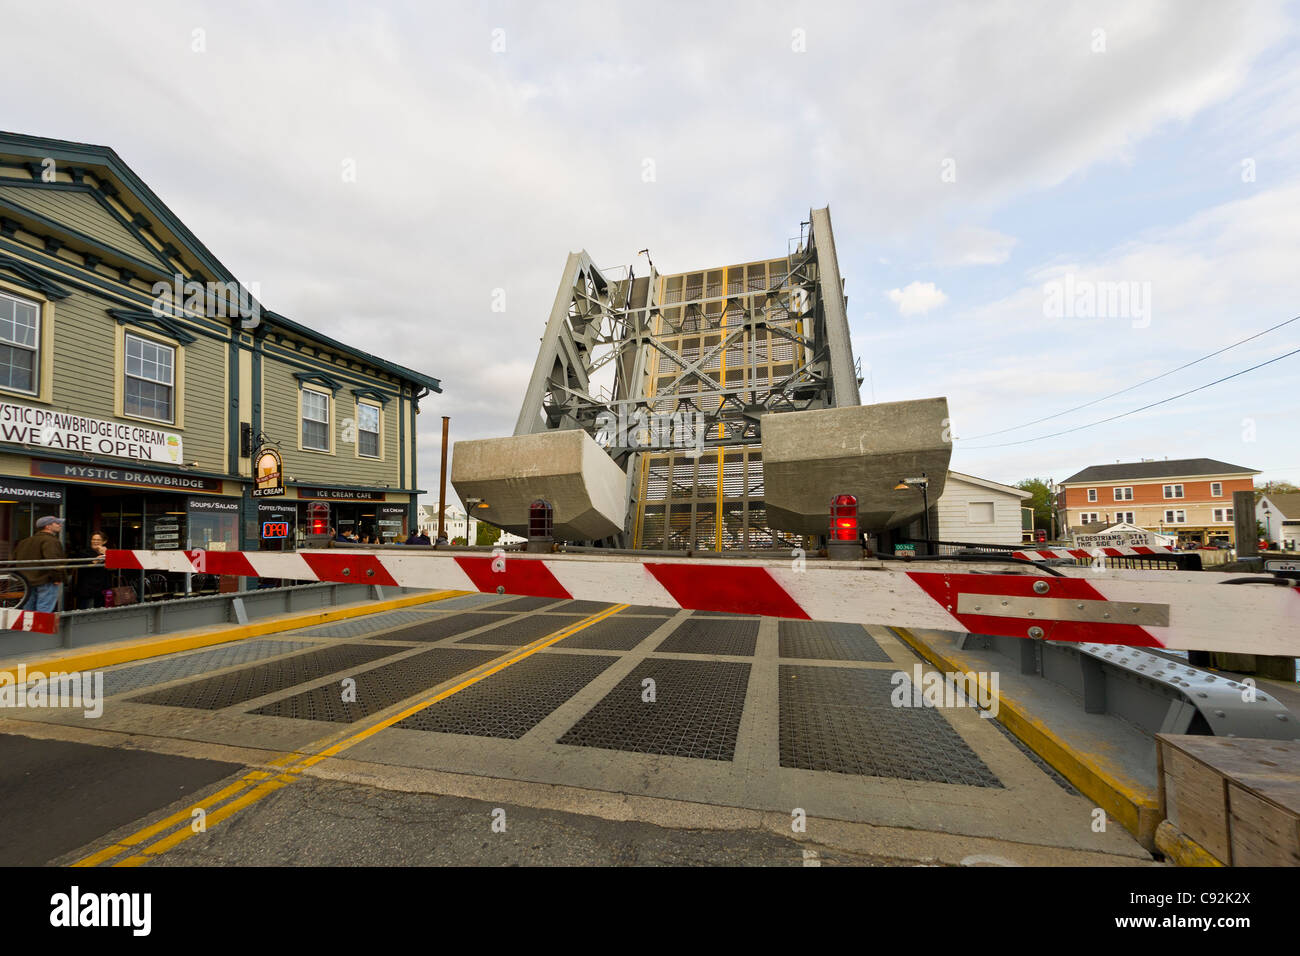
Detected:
[
  {"left": 0, "top": 400, "right": 182, "bottom": 463},
  {"left": 252, "top": 447, "right": 285, "bottom": 498}
]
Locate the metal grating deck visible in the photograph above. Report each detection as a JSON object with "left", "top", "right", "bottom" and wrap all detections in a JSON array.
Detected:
[
  {"left": 454, "top": 614, "right": 586, "bottom": 647},
  {"left": 550, "top": 600, "right": 615, "bottom": 614},
  {"left": 558, "top": 658, "right": 751, "bottom": 760},
  {"left": 490, "top": 596, "right": 564, "bottom": 612},
  {"left": 653, "top": 618, "right": 759, "bottom": 657},
  {"left": 127, "top": 644, "right": 400, "bottom": 711},
  {"left": 103, "top": 640, "right": 315, "bottom": 697},
  {"left": 284, "top": 610, "right": 445, "bottom": 639},
  {"left": 394, "top": 653, "right": 617, "bottom": 739},
  {"left": 251, "top": 648, "right": 501, "bottom": 723},
  {"left": 373, "top": 612, "right": 518, "bottom": 643},
  {"left": 620, "top": 605, "right": 676, "bottom": 616},
  {"left": 551, "top": 616, "right": 665, "bottom": 651},
  {"left": 778, "top": 665, "right": 1002, "bottom": 787},
  {"left": 777, "top": 620, "right": 891, "bottom": 662}
]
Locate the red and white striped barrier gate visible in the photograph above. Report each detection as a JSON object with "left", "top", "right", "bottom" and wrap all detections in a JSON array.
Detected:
[
  {"left": 1, "top": 608, "right": 60, "bottom": 634},
  {"left": 1010, "top": 545, "right": 1179, "bottom": 562},
  {"left": 106, "top": 549, "right": 1300, "bottom": 657}
]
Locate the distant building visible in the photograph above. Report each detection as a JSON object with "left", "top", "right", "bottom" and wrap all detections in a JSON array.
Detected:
[
  {"left": 901, "top": 471, "right": 1031, "bottom": 546},
  {"left": 1056, "top": 458, "right": 1258, "bottom": 546},
  {"left": 1256, "top": 493, "right": 1300, "bottom": 550},
  {"left": 417, "top": 503, "right": 524, "bottom": 544}
]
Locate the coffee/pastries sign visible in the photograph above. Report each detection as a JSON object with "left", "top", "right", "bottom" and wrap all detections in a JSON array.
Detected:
[{"left": 251, "top": 447, "right": 284, "bottom": 497}]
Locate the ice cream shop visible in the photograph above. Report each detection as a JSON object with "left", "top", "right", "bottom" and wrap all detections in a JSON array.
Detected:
[{"left": 0, "top": 129, "right": 443, "bottom": 608}]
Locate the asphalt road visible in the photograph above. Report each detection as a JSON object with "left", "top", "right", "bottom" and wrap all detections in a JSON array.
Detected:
[{"left": 0, "top": 733, "right": 242, "bottom": 866}]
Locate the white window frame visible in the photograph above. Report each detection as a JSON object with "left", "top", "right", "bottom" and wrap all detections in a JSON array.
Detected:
[
  {"left": 1164, "top": 509, "right": 1186, "bottom": 524},
  {"left": 1163, "top": 484, "right": 1184, "bottom": 499},
  {"left": 356, "top": 401, "right": 381, "bottom": 460},
  {"left": 1210, "top": 482, "right": 1223, "bottom": 497},
  {"left": 123, "top": 332, "right": 176, "bottom": 425},
  {"left": 1116, "top": 511, "right": 1135, "bottom": 524},
  {"left": 1087, "top": 488, "right": 1098, "bottom": 503},
  {"left": 0, "top": 289, "right": 41, "bottom": 397},
  {"left": 1079, "top": 512, "right": 1099, "bottom": 524},
  {"left": 300, "top": 386, "right": 332, "bottom": 452},
  {"left": 1212, "top": 508, "right": 1233, "bottom": 522},
  {"left": 1113, "top": 487, "right": 1133, "bottom": 501}
]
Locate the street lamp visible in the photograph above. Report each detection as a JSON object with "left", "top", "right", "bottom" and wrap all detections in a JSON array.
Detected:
[
  {"left": 463, "top": 497, "right": 482, "bottom": 545},
  {"left": 462, "top": 497, "right": 491, "bottom": 546},
  {"left": 894, "top": 474, "right": 931, "bottom": 555},
  {"left": 1262, "top": 502, "right": 1271, "bottom": 550}
]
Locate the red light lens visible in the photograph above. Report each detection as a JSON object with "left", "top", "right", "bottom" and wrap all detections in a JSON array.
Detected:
[{"left": 829, "top": 494, "right": 859, "bottom": 541}]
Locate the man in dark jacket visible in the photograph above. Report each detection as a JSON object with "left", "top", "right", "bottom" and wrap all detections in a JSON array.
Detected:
[{"left": 16, "top": 515, "right": 66, "bottom": 612}]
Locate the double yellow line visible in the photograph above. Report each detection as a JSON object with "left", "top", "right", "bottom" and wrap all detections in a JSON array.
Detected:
[{"left": 75, "top": 602, "right": 628, "bottom": 867}]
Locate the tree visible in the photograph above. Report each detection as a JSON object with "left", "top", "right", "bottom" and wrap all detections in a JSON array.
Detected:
[
  {"left": 1255, "top": 479, "right": 1298, "bottom": 502},
  {"left": 475, "top": 522, "right": 502, "bottom": 547},
  {"left": 1015, "top": 478, "right": 1055, "bottom": 530}
]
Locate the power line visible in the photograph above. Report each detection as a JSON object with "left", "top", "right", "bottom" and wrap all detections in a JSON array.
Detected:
[
  {"left": 960, "top": 346, "right": 1300, "bottom": 449},
  {"left": 960, "top": 314, "right": 1300, "bottom": 441}
]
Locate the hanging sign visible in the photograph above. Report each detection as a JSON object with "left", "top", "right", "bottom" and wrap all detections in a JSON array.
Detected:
[{"left": 251, "top": 447, "right": 284, "bottom": 497}]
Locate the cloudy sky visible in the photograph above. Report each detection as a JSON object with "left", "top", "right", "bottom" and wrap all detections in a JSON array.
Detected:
[{"left": 6, "top": 1, "right": 1298, "bottom": 505}]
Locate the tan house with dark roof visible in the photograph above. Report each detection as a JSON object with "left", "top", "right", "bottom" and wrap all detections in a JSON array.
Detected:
[{"left": 1055, "top": 458, "right": 1258, "bottom": 546}]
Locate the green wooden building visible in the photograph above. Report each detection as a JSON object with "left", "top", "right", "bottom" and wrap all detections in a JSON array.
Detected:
[{"left": 0, "top": 131, "right": 440, "bottom": 600}]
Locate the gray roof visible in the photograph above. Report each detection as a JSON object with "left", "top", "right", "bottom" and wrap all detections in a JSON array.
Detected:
[
  {"left": 1261, "top": 492, "right": 1300, "bottom": 519},
  {"left": 1062, "top": 458, "right": 1258, "bottom": 484}
]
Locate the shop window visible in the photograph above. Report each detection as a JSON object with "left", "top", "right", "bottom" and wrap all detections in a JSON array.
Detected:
[
  {"left": 358, "top": 402, "right": 380, "bottom": 458},
  {"left": 0, "top": 290, "right": 40, "bottom": 395},
  {"left": 125, "top": 333, "right": 175, "bottom": 423},
  {"left": 301, "top": 387, "right": 330, "bottom": 451}
]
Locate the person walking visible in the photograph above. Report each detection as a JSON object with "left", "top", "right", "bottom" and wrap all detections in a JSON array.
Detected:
[{"left": 16, "top": 515, "right": 67, "bottom": 613}]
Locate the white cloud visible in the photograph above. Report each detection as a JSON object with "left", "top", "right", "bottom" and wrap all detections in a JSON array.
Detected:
[
  {"left": 887, "top": 281, "right": 949, "bottom": 315},
  {"left": 1, "top": 0, "right": 1295, "bottom": 501},
  {"left": 937, "top": 226, "right": 1017, "bottom": 266}
]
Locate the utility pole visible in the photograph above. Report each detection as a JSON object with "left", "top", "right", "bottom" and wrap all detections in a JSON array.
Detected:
[{"left": 437, "top": 416, "right": 449, "bottom": 541}]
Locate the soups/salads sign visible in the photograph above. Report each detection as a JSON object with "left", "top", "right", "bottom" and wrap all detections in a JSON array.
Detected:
[{"left": 0, "top": 400, "right": 182, "bottom": 463}]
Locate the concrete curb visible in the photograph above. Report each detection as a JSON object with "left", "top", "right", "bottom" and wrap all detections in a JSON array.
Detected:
[
  {"left": 0, "top": 589, "right": 470, "bottom": 677},
  {"left": 891, "top": 626, "right": 1162, "bottom": 852}
]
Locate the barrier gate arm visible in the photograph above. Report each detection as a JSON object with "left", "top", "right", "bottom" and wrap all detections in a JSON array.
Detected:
[{"left": 105, "top": 549, "right": 1300, "bottom": 657}]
